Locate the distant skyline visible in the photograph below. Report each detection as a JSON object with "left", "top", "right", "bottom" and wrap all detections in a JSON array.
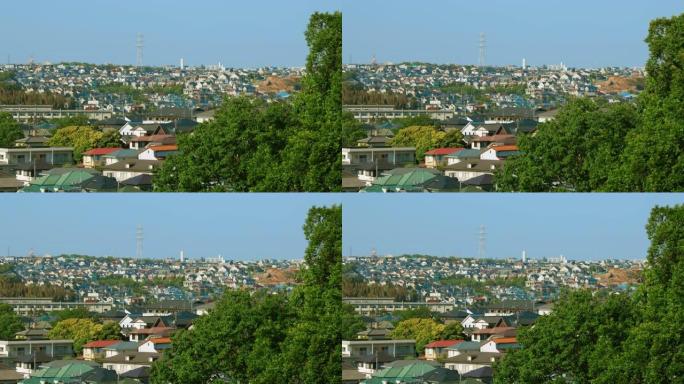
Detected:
[
  {"left": 342, "top": 0, "right": 683, "bottom": 68},
  {"left": 0, "top": 0, "right": 340, "bottom": 67},
  {"left": 343, "top": 194, "right": 683, "bottom": 261},
  {"left": 0, "top": 194, "right": 340, "bottom": 260}
]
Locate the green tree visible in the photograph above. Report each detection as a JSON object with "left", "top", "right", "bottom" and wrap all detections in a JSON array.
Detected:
[
  {"left": 0, "top": 303, "right": 23, "bottom": 340},
  {"left": 391, "top": 125, "right": 460, "bottom": 161},
  {"left": 47, "top": 125, "right": 105, "bottom": 161},
  {"left": 0, "top": 112, "right": 23, "bottom": 147},
  {"left": 95, "top": 322, "right": 122, "bottom": 341},
  {"left": 438, "top": 322, "right": 465, "bottom": 340},
  {"left": 154, "top": 12, "right": 342, "bottom": 192},
  {"left": 612, "top": 13, "right": 684, "bottom": 191},
  {"left": 48, "top": 318, "right": 105, "bottom": 353},
  {"left": 95, "top": 129, "right": 122, "bottom": 148},
  {"left": 390, "top": 318, "right": 445, "bottom": 354},
  {"left": 496, "top": 98, "right": 637, "bottom": 191},
  {"left": 53, "top": 307, "right": 93, "bottom": 323},
  {"left": 151, "top": 205, "right": 363, "bottom": 383},
  {"left": 494, "top": 204, "right": 684, "bottom": 383}
]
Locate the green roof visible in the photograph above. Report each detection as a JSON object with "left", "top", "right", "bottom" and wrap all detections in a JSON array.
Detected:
[
  {"left": 362, "top": 361, "right": 439, "bottom": 383},
  {"left": 21, "top": 168, "right": 117, "bottom": 192},
  {"left": 364, "top": 168, "right": 459, "bottom": 192}
]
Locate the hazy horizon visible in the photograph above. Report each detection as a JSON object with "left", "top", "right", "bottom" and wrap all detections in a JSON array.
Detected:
[
  {"left": 342, "top": 0, "right": 683, "bottom": 68},
  {"left": 0, "top": 0, "right": 341, "bottom": 68},
  {"left": 0, "top": 194, "right": 340, "bottom": 261},
  {"left": 343, "top": 194, "right": 683, "bottom": 261}
]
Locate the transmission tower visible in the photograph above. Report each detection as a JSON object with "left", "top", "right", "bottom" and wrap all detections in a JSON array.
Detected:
[
  {"left": 478, "top": 225, "right": 487, "bottom": 258},
  {"left": 136, "top": 225, "right": 144, "bottom": 259},
  {"left": 478, "top": 33, "right": 486, "bottom": 68},
  {"left": 136, "top": 33, "right": 144, "bottom": 68}
]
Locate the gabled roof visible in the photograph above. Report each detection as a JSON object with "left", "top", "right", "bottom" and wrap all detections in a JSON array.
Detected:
[
  {"left": 424, "top": 147, "right": 463, "bottom": 156},
  {"left": 83, "top": 147, "right": 121, "bottom": 156},
  {"left": 83, "top": 339, "right": 121, "bottom": 348}
]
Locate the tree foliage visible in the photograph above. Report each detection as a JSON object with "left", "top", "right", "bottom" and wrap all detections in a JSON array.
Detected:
[
  {"left": 391, "top": 125, "right": 463, "bottom": 161},
  {"left": 48, "top": 318, "right": 119, "bottom": 354},
  {"left": 154, "top": 12, "right": 342, "bottom": 192},
  {"left": 496, "top": 13, "right": 684, "bottom": 191},
  {"left": 494, "top": 204, "right": 684, "bottom": 383},
  {"left": 496, "top": 98, "right": 637, "bottom": 191},
  {"left": 0, "top": 112, "right": 23, "bottom": 147},
  {"left": 390, "top": 318, "right": 445, "bottom": 354},
  {"left": 47, "top": 125, "right": 106, "bottom": 161},
  {"left": 0, "top": 303, "right": 23, "bottom": 340},
  {"left": 151, "top": 205, "right": 364, "bottom": 383},
  {"left": 0, "top": 275, "right": 73, "bottom": 300}
]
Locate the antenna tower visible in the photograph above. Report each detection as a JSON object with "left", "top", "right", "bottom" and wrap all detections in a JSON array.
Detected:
[
  {"left": 136, "top": 225, "right": 144, "bottom": 259},
  {"left": 136, "top": 33, "right": 144, "bottom": 68},
  {"left": 478, "top": 33, "right": 486, "bottom": 68},
  {"left": 478, "top": 225, "right": 487, "bottom": 258}
]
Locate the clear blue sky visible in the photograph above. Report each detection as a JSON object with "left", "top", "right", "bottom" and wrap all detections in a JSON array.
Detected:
[
  {"left": 0, "top": 194, "right": 340, "bottom": 260},
  {"left": 342, "top": 0, "right": 683, "bottom": 68},
  {"left": 343, "top": 194, "right": 684, "bottom": 261},
  {"left": 0, "top": 0, "right": 340, "bottom": 67}
]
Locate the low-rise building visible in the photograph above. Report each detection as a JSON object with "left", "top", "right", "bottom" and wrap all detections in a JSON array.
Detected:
[
  {"left": 0, "top": 339, "right": 73, "bottom": 359},
  {"left": 341, "top": 339, "right": 416, "bottom": 359}
]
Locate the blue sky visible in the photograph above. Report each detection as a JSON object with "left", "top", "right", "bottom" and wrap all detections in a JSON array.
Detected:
[
  {"left": 0, "top": 0, "right": 340, "bottom": 67},
  {"left": 0, "top": 194, "right": 340, "bottom": 260},
  {"left": 341, "top": 0, "right": 683, "bottom": 68},
  {"left": 343, "top": 194, "right": 684, "bottom": 261}
]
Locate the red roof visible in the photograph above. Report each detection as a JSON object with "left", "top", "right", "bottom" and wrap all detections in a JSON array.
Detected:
[
  {"left": 424, "top": 147, "right": 464, "bottom": 156},
  {"left": 149, "top": 337, "right": 172, "bottom": 344},
  {"left": 424, "top": 339, "right": 464, "bottom": 349},
  {"left": 82, "top": 340, "right": 120, "bottom": 348},
  {"left": 83, "top": 147, "right": 121, "bottom": 156},
  {"left": 493, "top": 145, "right": 519, "bottom": 152}
]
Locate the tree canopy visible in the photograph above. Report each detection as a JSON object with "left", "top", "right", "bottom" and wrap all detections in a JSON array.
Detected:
[
  {"left": 47, "top": 125, "right": 111, "bottom": 161},
  {"left": 494, "top": 204, "right": 684, "bottom": 383},
  {"left": 496, "top": 13, "right": 684, "bottom": 191},
  {"left": 150, "top": 205, "right": 363, "bottom": 383},
  {"left": 48, "top": 318, "right": 121, "bottom": 354},
  {"left": 0, "top": 303, "right": 23, "bottom": 340},
  {"left": 0, "top": 112, "right": 23, "bottom": 147},
  {"left": 154, "top": 12, "right": 342, "bottom": 192},
  {"left": 391, "top": 125, "right": 463, "bottom": 161}
]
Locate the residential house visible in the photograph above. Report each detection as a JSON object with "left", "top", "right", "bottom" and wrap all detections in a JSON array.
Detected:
[
  {"left": 102, "top": 351, "right": 160, "bottom": 375},
  {"left": 82, "top": 147, "right": 121, "bottom": 168},
  {"left": 0, "top": 339, "right": 73, "bottom": 359},
  {"left": 102, "top": 160, "right": 161, "bottom": 183},
  {"left": 341, "top": 339, "right": 416, "bottom": 359},
  {"left": 424, "top": 339, "right": 463, "bottom": 360},
  {"left": 0, "top": 147, "right": 73, "bottom": 166},
  {"left": 82, "top": 339, "right": 121, "bottom": 361},
  {"left": 424, "top": 148, "right": 463, "bottom": 168},
  {"left": 138, "top": 145, "right": 178, "bottom": 161}
]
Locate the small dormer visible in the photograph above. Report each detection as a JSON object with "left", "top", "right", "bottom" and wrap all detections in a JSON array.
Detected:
[
  {"left": 467, "top": 355, "right": 473, "bottom": 361},
  {"left": 125, "top": 355, "right": 133, "bottom": 361},
  {"left": 125, "top": 163, "right": 133, "bottom": 169},
  {"left": 149, "top": 356, "right": 157, "bottom": 362}
]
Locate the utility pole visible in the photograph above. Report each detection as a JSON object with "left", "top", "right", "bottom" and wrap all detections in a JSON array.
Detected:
[
  {"left": 136, "top": 33, "right": 144, "bottom": 68},
  {"left": 478, "top": 225, "right": 487, "bottom": 258},
  {"left": 478, "top": 33, "right": 486, "bottom": 68},
  {"left": 136, "top": 225, "right": 144, "bottom": 259}
]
